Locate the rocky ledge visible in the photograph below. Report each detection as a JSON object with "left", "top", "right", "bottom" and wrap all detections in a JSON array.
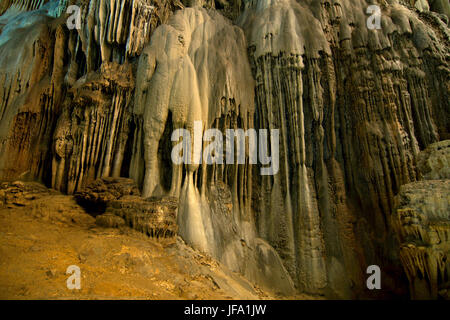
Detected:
[
  {"left": 74, "top": 177, "right": 141, "bottom": 215},
  {"left": 97, "top": 196, "right": 178, "bottom": 239},
  {"left": 75, "top": 177, "right": 178, "bottom": 239}
]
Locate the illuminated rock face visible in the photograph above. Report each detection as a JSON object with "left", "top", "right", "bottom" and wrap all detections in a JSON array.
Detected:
[
  {"left": 132, "top": 7, "right": 295, "bottom": 295},
  {"left": 401, "top": 0, "right": 450, "bottom": 17},
  {"left": 0, "top": 0, "right": 50, "bottom": 15},
  {"left": 392, "top": 140, "right": 449, "bottom": 299},
  {"left": 0, "top": 0, "right": 449, "bottom": 298},
  {"left": 237, "top": 0, "right": 448, "bottom": 297}
]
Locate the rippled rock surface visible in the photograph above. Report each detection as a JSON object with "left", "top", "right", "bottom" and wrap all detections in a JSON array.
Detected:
[
  {"left": 392, "top": 140, "right": 450, "bottom": 299},
  {"left": 97, "top": 196, "right": 179, "bottom": 239},
  {"left": 74, "top": 177, "right": 141, "bottom": 214},
  {"left": 0, "top": 0, "right": 448, "bottom": 298}
]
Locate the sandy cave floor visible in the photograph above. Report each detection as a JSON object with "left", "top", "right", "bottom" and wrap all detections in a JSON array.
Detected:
[{"left": 0, "top": 191, "right": 317, "bottom": 300}]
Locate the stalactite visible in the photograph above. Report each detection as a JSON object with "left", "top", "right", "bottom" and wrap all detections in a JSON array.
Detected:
[
  {"left": 239, "top": 0, "right": 449, "bottom": 297},
  {"left": 0, "top": 0, "right": 48, "bottom": 15},
  {"left": 51, "top": 62, "right": 134, "bottom": 193},
  {"left": 132, "top": 7, "right": 295, "bottom": 294},
  {"left": 0, "top": 0, "right": 448, "bottom": 298}
]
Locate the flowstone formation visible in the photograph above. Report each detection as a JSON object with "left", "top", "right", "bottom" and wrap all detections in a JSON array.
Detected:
[
  {"left": 392, "top": 140, "right": 450, "bottom": 299},
  {"left": 0, "top": 0, "right": 449, "bottom": 298},
  {"left": 401, "top": 0, "right": 450, "bottom": 18},
  {"left": 236, "top": 0, "right": 449, "bottom": 297},
  {"left": 0, "top": 0, "right": 181, "bottom": 191}
]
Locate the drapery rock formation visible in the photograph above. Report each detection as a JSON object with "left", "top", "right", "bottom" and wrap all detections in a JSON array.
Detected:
[
  {"left": 0, "top": 0, "right": 449, "bottom": 298},
  {"left": 236, "top": 0, "right": 449, "bottom": 297},
  {"left": 417, "top": 139, "right": 450, "bottom": 179},
  {"left": 130, "top": 7, "right": 297, "bottom": 295},
  {"left": 392, "top": 140, "right": 450, "bottom": 299},
  {"left": 402, "top": 0, "right": 450, "bottom": 18}
]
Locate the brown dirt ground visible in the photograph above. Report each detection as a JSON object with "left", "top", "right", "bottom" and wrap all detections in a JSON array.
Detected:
[{"left": 0, "top": 190, "right": 316, "bottom": 300}]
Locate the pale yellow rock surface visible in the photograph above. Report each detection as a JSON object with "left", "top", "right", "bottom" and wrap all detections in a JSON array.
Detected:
[
  {"left": 392, "top": 140, "right": 450, "bottom": 299},
  {"left": 0, "top": 0, "right": 448, "bottom": 299}
]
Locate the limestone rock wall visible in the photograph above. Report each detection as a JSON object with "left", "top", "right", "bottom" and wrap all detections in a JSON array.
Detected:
[
  {"left": 51, "top": 61, "right": 135, "bottom": 193},
  {"left": 401, "top": 0, "right": 450, "bottom": 18},
  {"left": 132, "top": 7, "right": 295, "bottom": 294},
  {"left": 0, "top": 0, "right": 181, "bottom": 191},
  {"left": 392, "top": 140, "right": 450, "bottom": 299},
  {"left": 0, "top": 0, "right": 448, "bottom": 298},
  {"left": 236, "top": 0, "right": 448, "bottom": 297},
  {"left": 0, "top": 3, "right": 66, "bottom": 183},
  {"left": 0, "top": 0, "right": 50, "bottom": 16}
]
